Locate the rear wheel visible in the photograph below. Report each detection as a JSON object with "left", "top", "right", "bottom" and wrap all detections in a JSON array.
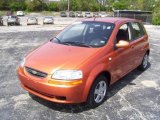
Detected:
[
  {"left": 87, "top": 75, "right": 108, "bottom": 108},
  {"left": 138, "top": 53, "right": 149, "bottom": 71}
]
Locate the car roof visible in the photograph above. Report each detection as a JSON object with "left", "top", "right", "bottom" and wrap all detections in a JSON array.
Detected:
[{"left": 83, "top": 17, "right": 139, "bottom": 24}]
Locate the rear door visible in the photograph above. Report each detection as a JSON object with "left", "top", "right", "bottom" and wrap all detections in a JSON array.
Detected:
[{"left": 129, "top": 22, "right": 148, "bottom": 66}]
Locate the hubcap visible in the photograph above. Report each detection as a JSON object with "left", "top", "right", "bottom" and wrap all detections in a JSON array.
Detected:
[
  {"left": 94, "top": 81, "right": 107, "bottom": 103},
  {"left": 143, "top": 54, "right": 148, "bottom": 68}
]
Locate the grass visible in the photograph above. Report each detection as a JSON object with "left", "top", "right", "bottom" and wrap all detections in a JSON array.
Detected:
[
  {"left": 25, "top": 11, "right": 60, "bottom": 16},
  {"left": 0, "top": 11, "right": 6, "bottom": 16}
]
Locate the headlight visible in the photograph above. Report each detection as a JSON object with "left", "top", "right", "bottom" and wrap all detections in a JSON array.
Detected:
[
  {"left": 52, "top": 70, "right": 83, "bottom": 80},
  {"left": 20, "top": 58, "right": 25, "bottom": 67}
]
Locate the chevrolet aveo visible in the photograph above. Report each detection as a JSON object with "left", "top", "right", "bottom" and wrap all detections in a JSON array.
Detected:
[{"left": 17, "top": 18, "right": 150, "bottom": 107}]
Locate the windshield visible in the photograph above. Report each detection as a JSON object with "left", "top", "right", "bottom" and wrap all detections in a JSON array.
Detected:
[
  {"left": 86, "top": 13, "right": 90, "bottom": 15},
  {"left": 9, "top": 16, "right": 16, "bottom": 18},
  {"left": 29, "top": 16, "right": 36, "bottom": 19},
  {"left": 52, "top": 21, "right": 115, "bottom": 48},
  {"left": 61, "top": 12, "right": 66, "bottom": 14},
  {"left": 101, "top": 12, "right": 106, "bottom": 15}
]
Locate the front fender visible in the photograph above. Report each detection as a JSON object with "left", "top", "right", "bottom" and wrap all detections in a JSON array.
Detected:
[{"left": 82, "top": 63, "right": 109, "bottom": 101}]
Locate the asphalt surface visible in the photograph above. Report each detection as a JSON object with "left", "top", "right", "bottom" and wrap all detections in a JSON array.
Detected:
[{"left": 0, "top": 26, "right": 160, "bottom": 120}]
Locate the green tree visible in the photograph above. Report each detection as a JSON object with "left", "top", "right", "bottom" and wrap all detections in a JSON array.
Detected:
[
  {"left": 10, "top": 2, "right": 26, "bottom": 11},
  {"left": 0, "top": 0, "right": 10, "bottom": 10},
  {"left": 25, "top": 0, "right": 46, "bottom": 11},
  {"left": 47, "top": 2, "right": 59, "bottom": 11},
  {"left": 70, "top": 0, "right": 81, "bottom": 11},
  {"left": 112, "top": 1, "right": 127, "bottom": 10}
]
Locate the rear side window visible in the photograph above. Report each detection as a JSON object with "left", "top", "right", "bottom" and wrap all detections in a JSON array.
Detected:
[{"left": 130, "top": 22, "right": 145, "bottom": 40}]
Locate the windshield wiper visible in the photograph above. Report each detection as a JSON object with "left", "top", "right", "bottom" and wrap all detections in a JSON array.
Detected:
[{"left": 61, "top": 41, "right": 92, "bottom": 48}]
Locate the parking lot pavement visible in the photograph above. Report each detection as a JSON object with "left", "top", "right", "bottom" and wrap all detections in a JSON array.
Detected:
[{"left": 0, "top": 26, "right": 159, "bottom": 120}]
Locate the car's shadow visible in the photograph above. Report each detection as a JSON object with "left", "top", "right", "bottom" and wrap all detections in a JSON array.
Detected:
[{"left": 29, "top": 63, "right": 151, "bottom": 113}]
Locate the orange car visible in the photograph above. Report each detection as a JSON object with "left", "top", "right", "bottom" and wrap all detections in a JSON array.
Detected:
[{"left": 17, "top": 18, "right": 150, "bottom": 107}]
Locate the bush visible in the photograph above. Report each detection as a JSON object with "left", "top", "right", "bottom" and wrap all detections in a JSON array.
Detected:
[
  {"left": 0, "top": 0, "right": 10, "bottom": 10},
  {"left": 47, "top": 2, "right": 59, "bottom": 11},
  {"left": 26, "top": 0, "right": 46, "bottom": 12},
  {"left": 112, "top": 1, "right": 127, "bottom": 10},
  {"left": 152, "top": 1, "right": 160, "bottom": 25},
  {"left": 10, "top": 2, "right": 26, "bottom": 11},
  {"left": 152, "top": 9, "right": 160, "bottom": 25},
  {"left": 90, "top": 3, "right": 99, "bottom": 12}
]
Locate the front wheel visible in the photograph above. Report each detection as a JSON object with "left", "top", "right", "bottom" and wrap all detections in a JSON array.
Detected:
[
  {"left": 87, "top": 75, "right": 108, "bottom": 108},
  {"left": 138, "top": 53, "right": 149, "bottom": 71}
]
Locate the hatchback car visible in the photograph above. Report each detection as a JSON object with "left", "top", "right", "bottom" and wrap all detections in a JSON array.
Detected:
[
  {"left": 17, "top": 18, "right": 150, "bottom": 107},
  {"left": 100, "top": 12, "right": 107, "bottom": 18},
  {"left": 85, "top": 12, "right": 92, "bottom": 18},
  {"left": 27, "top": 17, "right": 38, "bottom": 25},
  {"left": 17, "top": 11, "right": 25, "bottom": 16},
  {"left": 93, "top": 12, "right": 100, "bottom": 17},
  {"left": 76, "top": 11, "right": 83, "bottom": 17},
  {"left": 69, "top": 11, "right": 76, "bottom": 17},
  {"left": 60, "top": 11, "right": 67, "bottom": 17},
  {"left": 43, "top": 16, "right": 54, "bottom": 24},
  {"left": 7, "top": 16, "right": 20, "bottom": 26}
]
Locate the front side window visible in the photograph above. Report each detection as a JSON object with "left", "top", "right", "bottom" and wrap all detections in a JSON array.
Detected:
[{"left": 52, "top": 21, "right": 115, "bottom": 47}]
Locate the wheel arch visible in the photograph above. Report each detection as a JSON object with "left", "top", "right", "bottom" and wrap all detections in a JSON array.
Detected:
[
  {"left": 82, "top": 68, "right": 112, "bottom": 102},
  {"left": 95, "top": 71, "right": 111, "bottom": 86}
]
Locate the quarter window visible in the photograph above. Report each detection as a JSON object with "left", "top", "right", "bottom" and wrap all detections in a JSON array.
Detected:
[
  {"left": 116, "top": 23, "right": 131, "bottom": 42},
  {"left": 131, "top": 22, "right": 144, "bottom": 40}
]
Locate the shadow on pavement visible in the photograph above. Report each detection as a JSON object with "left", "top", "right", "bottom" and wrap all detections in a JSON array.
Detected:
[{"left": 29, "top": 63, "right": 151, "bottom": 113}]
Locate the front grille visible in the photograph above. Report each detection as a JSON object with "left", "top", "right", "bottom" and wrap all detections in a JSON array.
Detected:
[{"left": 25, "top": 67, "right": 48, "bottom": 78}]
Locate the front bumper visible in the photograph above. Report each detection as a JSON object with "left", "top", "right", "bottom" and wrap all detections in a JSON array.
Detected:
[
  {"left": 27, "top": 21, "right": 37, "bottom": 25},
  {"left": 43, "top": 20, "right": 53, "bottom": 24},
  {"left": 17, "top": 67, "right": 85, "bottom": 103}
]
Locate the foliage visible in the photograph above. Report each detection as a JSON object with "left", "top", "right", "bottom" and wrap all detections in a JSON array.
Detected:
[
  {"left": 0, "top": 0, "right": 159, "bottom": 26},
  {"left": 0, "top": 0, "right": 10, "bottom": 10},
  {"left": 25, "top": 0, "right": 46, "bottom": 12},
  {"left": 152, "top": 0, "right": 160, "bottom": 25},
  {"left": 10, "top": 2, "right": 26, "bottom": 11},
  {"left": 0, "top": 0, "right": 158, "bottom": 12},
  {"left": 47, "top": 2, "right": 59, "bottom": 11},
  {"left": 112, "top": 1, "right": 127, "bottom": 10}
]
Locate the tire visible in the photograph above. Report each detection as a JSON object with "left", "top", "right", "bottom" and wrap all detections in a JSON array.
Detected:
[
  {"left": 87, "top": 75, "right": 108, "bottom": 108},
  {"left": 138, "top": 53, "right": 149, "bottom": 71}
]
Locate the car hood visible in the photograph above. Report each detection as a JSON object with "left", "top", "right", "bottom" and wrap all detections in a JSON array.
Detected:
[{"left": 25, "top": 42, "right": 100, "bottom": 74}]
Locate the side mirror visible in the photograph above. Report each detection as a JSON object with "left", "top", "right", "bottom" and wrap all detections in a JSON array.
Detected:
[{"left": 116, "top": 40, "right": 129, "bottom": 48}]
